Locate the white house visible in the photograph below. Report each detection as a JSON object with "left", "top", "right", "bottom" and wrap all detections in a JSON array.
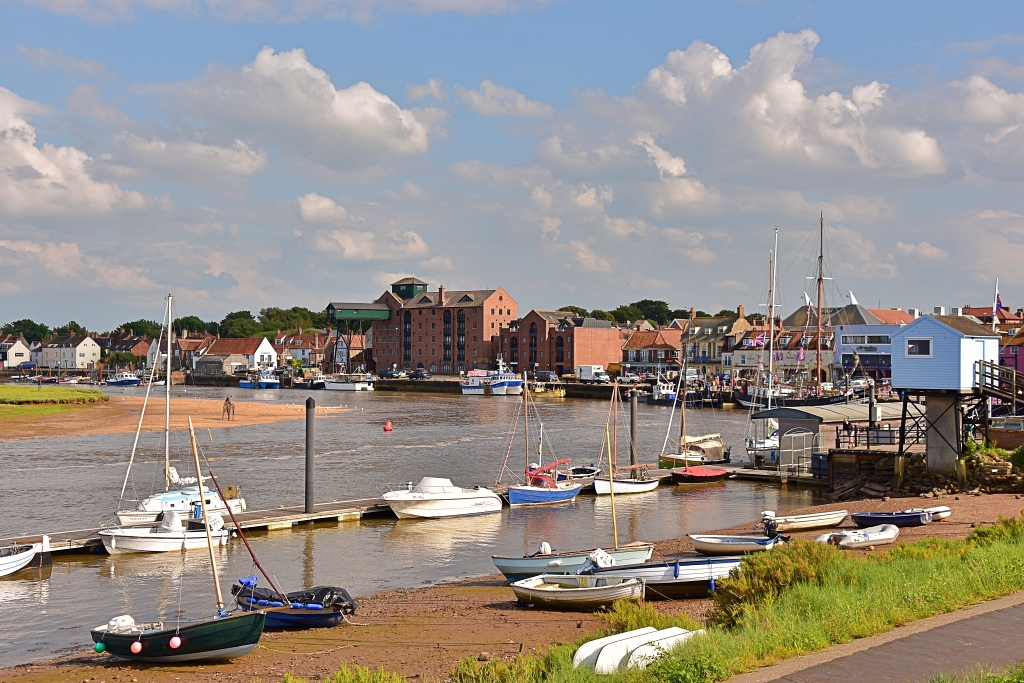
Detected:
[
  {"left": 203, "top": 337, "right": 277, "bottom": 370},
  {"left": 41, "top": 335, "right": 102, "bottom": 370},
  {"left": 891, "top": 315, "right": 1000, "bottom": 392},
  {"left": 0, "top": 334, "right": 31, "bottom": 368}
]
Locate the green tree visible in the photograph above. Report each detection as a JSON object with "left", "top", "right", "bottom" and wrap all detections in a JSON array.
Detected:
[
  {"left": 219, "top": 311, "right": 261, "bottom": 338},
  {"left": 114, "top": 319, "right": 162, "bottom": 339},
  {"left": 1, "top": 318, "right": 50, "bottom": 342},
  {"left": 611, "top": 305, "right": 644, "bottom": 324},
  {"left": 108, "top": 351, "right": 144, "bottom": 366},
  {"left": 53, "top": 320, "right": 87, "bottom": 337},
  {"left": 257, "top": 306, "right": 327, "bottom": 334},
  {"left": 173, "top": 316, "right": 208, "bottom": 335},
  {"left": 590, "top": 309, "right": 615, "bottom": 322},
  {"left": 557, "top": 306, "right": 589, "bottom": 317},
  {"left": 715, "top": 309, "right": 739, "bottom": 318},
  {"left": 629, "top": 299, "right": 671, "bottom": 326}
]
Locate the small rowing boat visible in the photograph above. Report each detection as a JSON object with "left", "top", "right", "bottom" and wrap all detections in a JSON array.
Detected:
[
  {"left": 850, "top": 511, "right": 930, "bottom": 528},
  {"left": 492, "top": 542, "right": 654, "bottom": 583},
  {"left": 689, "top": 534, "right": 780, "bottom": 555},
  {"left": 0, "top": 536, "right": 47, "bottom": 577},
  {"left": 509, "top": 574, "right": 644, "bottom": 611},
  {"left": 816, "top": 524, "right": 899, "bottom": 549},
  {"left": 671, "top": 466, "right": 729, "bottom": 484},
  {"left": 761, "top": 509, "right": 848, "bottom": 531},
  {"left": 902, "top": 505, "right": 951, "bottom": 520},
  {"left": 587, "top": 556, "right": 741, "bottom": 599}
]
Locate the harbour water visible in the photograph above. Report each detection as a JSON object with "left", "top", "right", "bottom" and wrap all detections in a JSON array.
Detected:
[{"left": 0, "top": 388, "right": 819, "bottom": 667}]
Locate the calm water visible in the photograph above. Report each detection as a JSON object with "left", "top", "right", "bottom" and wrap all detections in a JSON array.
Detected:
[{"left": 0, "top": 388, "right": 816, "bottom": 666}]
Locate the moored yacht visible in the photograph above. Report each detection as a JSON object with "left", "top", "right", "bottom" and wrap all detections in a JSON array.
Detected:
[
  {"left": 115, "top": 467, "right": 246, "bottom": 526},
  {"left": 324, "top": 372, "right": 374, "bottom": 391},
  {"left": 107, "top": 370, "right": 141, "bottom": 387}
]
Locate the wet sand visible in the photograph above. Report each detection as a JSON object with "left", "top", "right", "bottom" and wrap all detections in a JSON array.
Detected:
[
  {"left": 0, "top": 396, "right": 349, "bottom": 442},
  {"left": 6, "top": 492, "right": 1024, "bottom": 683}
]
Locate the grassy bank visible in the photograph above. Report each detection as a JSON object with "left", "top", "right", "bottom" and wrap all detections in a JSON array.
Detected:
[
  {"left": 931, "top": 665, "right": 1024, "bottom": 683},
  {"left": 0, "top": 385, "right": 109, "bottom": 405},
  {"left": 289, "top": 513, "right": 1024, "bottom": 683}
]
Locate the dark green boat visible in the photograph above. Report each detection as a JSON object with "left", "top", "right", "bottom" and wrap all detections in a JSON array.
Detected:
[{"left": 90, "top": 611, "right": 266, "bottom": 663}]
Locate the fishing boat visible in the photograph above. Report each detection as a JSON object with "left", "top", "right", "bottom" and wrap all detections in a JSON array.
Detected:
[
  {"left": 761, "top": 509, "right": 848, "bottom": 531},
  {"left": 0, "top": 536, "right": 47, "bottom": 577},
  {"left": 671, "top": 466, "right": 729, "bottom": 484},
  {"left": 100, "top": 510, "right": 231, "bottom": 554},
  {"left": 817, "top": 524, "right": 899, "bottom": 549},
  {"left": 309, "top": 374, "right": 328, "bottom": 390},
  {"left": 232, "top": 577, "right": 358, "bottom": 629},
  {"left": 460, "top": 369, "right": 494, "bottom": 395},
  {"left": 239, "top": 369, "right": 280, "bottom": 389},
  {"left": 91, "top": 418, "right": 265, "bottom": 662},
  {"left": 324, "top": 372, "right": 374, "bottom": 391},
  {"left": 490, "top": 361, "right": 523, "bottom": 395},
  {"left": 509, "top": 574, "right": 644, "bottom": 611},
  {"left": 645, "top": 380, "right": 678, "bottom": 406},
  {"left": 851, "top": 510, "right": 931, "bottom": 528},
  {"left": 107, "top": 370, "right": 141, "bottom": 387},
  {"left": 587, "top": 556, "right": 741, "bottom": 599},
  {"left": 380, "top": 477, "right": 502, "bottom": 519},
  {"left": 689, "top": 534, "right": 781, "bottom": 555},
  {"left": 529, "top": 381, "right": 566, "bottom": 398},
  {"left": 491, "top": 542, "right": 654, "bottom": 583}
]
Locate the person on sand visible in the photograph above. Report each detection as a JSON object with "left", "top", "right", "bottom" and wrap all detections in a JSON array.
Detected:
[{"left": 223, "top": 395, "right": 235, "bottom": 421}]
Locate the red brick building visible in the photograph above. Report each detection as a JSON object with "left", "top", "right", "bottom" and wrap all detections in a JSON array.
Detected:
[
  {"left": 503, "top": 310, "right": 627, "bottom": 377},
  {"left": 371, "top": 278, "right": 517, "bottom": 374}
]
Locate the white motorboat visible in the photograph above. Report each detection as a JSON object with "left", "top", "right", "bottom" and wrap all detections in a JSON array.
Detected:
[
  {"left": 903, "top": 505, "right": 952, "bottom": 520},
  {"left": 107, "top": 370, "right": 141, "bottom": 387},
  {"left": 310, "top": 374, "right": 328, "bottom": 390},
  {"left": 689, "top": 534, "right": 780, "bottom": 555},
  {"left": 324, "top": 373, "right": 374, "bottom": 391},
  {"left": 0, "top": 536, "right": 47, "bottom": 577},
  {"left": 460, "top": 370, "right": 494, "bottom": 395},
  {"left": 380, "top": 477, "right": 502, "bottom": 519},
  {"left": 116, "top": 469, "right": 245, "bottom": 527},
  {"left": 510, "top": 574, "right": 644, "bottom": 611},
  {"left": 593, "top": 477, "right": 659, "bottom": 495},
  {"left": 761, "top": 509, "right": 848, "bottom": 532},
  {"left": 100, "top": 511, "right": 231, "bottom": 554},
  {"left": 816, "top": 524, "right": 899, "bottom": 549}
]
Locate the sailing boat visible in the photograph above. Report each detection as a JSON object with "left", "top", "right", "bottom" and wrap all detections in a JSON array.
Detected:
[
  {"left": 671, "top": 334, "right": 729, "bottom": 485},
  {"left": 90, "top": 418, "right": 265, "bottom": 662},
  {"left": 505, "top": 374, "right": 583, "bottom": 506},
  {"left": 593, "top": 385, "right": 659, "bottom": 495},
  {"left": 114, "top": 294, "right": 246, "bottom": 527}
]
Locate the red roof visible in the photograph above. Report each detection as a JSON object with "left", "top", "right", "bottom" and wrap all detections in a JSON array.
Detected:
[
  {"left": 207, "top": 338, "right": 266, "bottom": 355},
  {"left": 868, "top": 309, "right": 915, "bottom": 324}
]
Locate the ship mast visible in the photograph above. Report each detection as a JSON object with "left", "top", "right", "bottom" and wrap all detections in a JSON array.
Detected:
[
  {"left": 815, "top": 213, "right": 824, "bottom": 396},
  {"left": 164, "top": 293, "right": 173, "bottom": 491},
  {"left": 766, "top": 227, "right": 778, "bottom": 411}
]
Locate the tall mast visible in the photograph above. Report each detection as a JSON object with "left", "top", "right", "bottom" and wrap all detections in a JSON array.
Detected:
[
  {"left": 164, "top": 293, "right": 173, "bottom": 491},
  {"left": 610, "top": 385, "right": 618, "bottom": 548},
  {"left": 523, "top": 372, "right": 529, "bottom": 469},
  {"left": 680, "top": 330, "right": 690, "bottom": 469},
  {"left": 815, "top": 212, "right": 824, "bottom": 396},
  {"left": 189, "top": 417, "right": 224, "bottom": 610},
  {"left": 767, "top": 227, "right": 777, "bottom": 411}
]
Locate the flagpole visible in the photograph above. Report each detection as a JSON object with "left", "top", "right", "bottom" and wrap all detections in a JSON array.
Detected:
[{"left": 993, "top": 278, "right": 1000, "bottom": 333}]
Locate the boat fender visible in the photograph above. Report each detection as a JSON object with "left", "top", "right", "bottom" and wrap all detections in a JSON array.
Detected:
[
  {"left": 674, "top": 560, "right": 680, "bottom": 579},
  {"left": 384, "top": 421, "right": 393, "bottom": 432},
  {"left": 290, "top": 602, "right": 304, "bottom": 609},
  {"left": 94, "top": 642, "right": 105, "bottom": 653},
  {"left": 305, "top": 603, "right": 325, "bottom": 610},
  {"left": 130, "top": 641, "right": 142, "bottom": 654},
  {"left": 257, "top": 599, "right": 270, "bottom": 606},
  {"left": 246, "top": 597, "right": 259, "bottom": 604},
  {"left": 271, "top": 601, "right": 284, "bottom": 608},
  {"left": 547, "top": 559, "right": 562, "bottom": 567},
  {"left": 169, "top": 635, "right": 181, "bottom": 649},
  {"left": 709, "top": 576, "right": 716, "bottom": 592}
]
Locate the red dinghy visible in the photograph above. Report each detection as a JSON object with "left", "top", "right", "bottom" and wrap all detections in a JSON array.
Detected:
[{"left": 671, "top": 466, "right": 728, "bottom": 484}]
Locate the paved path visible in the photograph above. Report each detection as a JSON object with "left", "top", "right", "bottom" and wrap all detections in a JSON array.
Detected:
[{"left": 729, "top": 592, "right": 1024, "bottom": 682}]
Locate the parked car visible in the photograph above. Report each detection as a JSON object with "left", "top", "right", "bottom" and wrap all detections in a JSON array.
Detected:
[
  {"left": 410, "top": 368, "right": 431, "bottom": 380},
  {"left": 378, "top": 369, "right": 398, "bottom": 379},
  {"left": 531, "top": 370, "right": 558, "bottom": 382},
  {"left": 621, "top": 372, "right": 642, "bottom": 384}
]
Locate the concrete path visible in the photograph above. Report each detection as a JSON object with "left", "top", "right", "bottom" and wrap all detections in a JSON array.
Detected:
[{"left": 729, "top": 592, "right": 1024, "bottom": 682}]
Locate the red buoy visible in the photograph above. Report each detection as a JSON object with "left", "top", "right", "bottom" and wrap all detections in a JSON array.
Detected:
[{"left": 383, "top": 421, "right": 393, "bottom": 432}]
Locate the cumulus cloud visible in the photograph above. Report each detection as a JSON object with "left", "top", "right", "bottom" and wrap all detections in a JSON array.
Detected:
[
  {"left": 566, "top": 240, "right": 611, "bottom": 272},
  {"left": 407, "top": 78, "right": 447, "bottom": 101},
  {"left": 895, "top": 240, "right": 950, "bottom": 261},
  {"left": 662, "top": 228, "right": 715, "bottom": 262},
  {"left": 636, "top": 133, "right": 687, "bottom": 178},
  {"left": 150, "top": 47, "right": 440, "bottom": 168},
  {"left": 0, "top": 86, "right": 146, "bottom": 217},
  {"left": 0, "top": 238, "right": 158, "bottom": 291},
  {"left": 297, "top": 192, "right": 428, "bottom": 260},
  {"left": 827, "top": 225, "right": 899, "bottom": 279},
  {"left": 17, "top": 45, "right": 112, "bottom": 79},
  {"left": 297, "top": 192, "right": 349, "bottom": 222},
  {"left": 456, "top": 79, "right": 554, "bottom": 117},
  {"left": 114, "top": 134, "right": 267, "bottom": 180}
]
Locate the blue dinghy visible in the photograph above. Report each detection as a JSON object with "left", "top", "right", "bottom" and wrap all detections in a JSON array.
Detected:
[
  {"left": 850, "top": 511, "right": 931, "bottom": 528},
  {"left": 232, "top": 576, "right": 357, "bottom": 629}
]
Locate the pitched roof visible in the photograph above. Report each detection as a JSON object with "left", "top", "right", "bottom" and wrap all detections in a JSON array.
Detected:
[
  {"left": 391, "top": 277, "right": 428, "bottom": 286},
  {"left": 207, "top": 337, "right": 267, "bottom": 355},
  {"left": 622, "top": 330, "right": 685, "bottom": 350},
  {"left": 868, "top": 309, "right": 915, "bottom": 324},
  {"left": 933, "top": 315, "right": 1000, "bottom": 337},
  {"left": 45, "top": 335, "right": 93, "bottom": 348},
  {"left": 403, "top": 289, "right": 499, "bottom": 308}
]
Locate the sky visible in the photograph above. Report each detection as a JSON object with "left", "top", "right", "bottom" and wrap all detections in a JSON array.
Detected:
[{"left": 1, "top": 0, "right": 1024, "bottom": 330}]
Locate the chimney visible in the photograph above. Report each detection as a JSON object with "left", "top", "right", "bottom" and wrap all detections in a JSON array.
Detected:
[
  {"left": 689, "top": 307, "right": 695, "bottom": 320},
  {"left": 438, "top": 285, "right": 446, "bottom": 306},
  {"left": 183, "top": 328, "right": 189, "bottom": 339},
  {"left": 737, "top": 305, "right": 745, "bottom": 319}
]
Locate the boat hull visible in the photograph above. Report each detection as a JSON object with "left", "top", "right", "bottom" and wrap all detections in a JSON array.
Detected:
[
  {"left": 506, "top": 483, "right": 582, "bottom": 506},
  {"left": 689, "top": 534, "right": 777, "bottom": 555},
  {"left": 763, "top": 509, "right": 848, "bottom": 531},
  {"left": 237, "top": 600, "right": 346, "bottom": 628},
  {"left": 492, "top": 544, "right": 655, "bottom": 583},
  {"left": 818, "top": 524, "right": 899, "bottom": 549},
  {"left": 324, "top": 382, "right": 373, "bottom": 391},
  {"left": 851, "top": 511, "right": 930, "bottom": 528},
  {"left": 592, "top": 478, "right": 659, "bottom": 495},
  {"left": 592, "top": 557, "right": 741, "bottom": 599},
  {"left": 91, "top": 611, "right": 265, "bottom": 662},
  {"left": 383, "top": 494, "right": 502, "bottom": 519},
  {"left": 100, "top": 529, "right": 230, "bottom": 554},
  {"left": 0, "top": 544, "right": 38, "bottom": 577},
  {"left": 106, "top": 379, "right": 140, "bottom": 387},
  {"left": 671, "top": 467, "right": 729, "bottom": 484},
  {"left": 510, "top": 575, "right": 644, "bottom": 611}
]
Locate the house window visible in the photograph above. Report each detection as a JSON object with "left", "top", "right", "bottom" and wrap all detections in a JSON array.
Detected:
[
  {"left": 1013, "top": 348, "right": 1018, "bottom": 356},
  {"left": 431, "top": 349, "right": 436, "bottom": 356},
  {"left": 658, "top": 350, "right": 665, "bottom": 359},
  {"left": 842, "top": 335, "right": 866, "bottom": 345},
  {"left": 867, "top": 335, "right": 891, "bottom": 344},
  {"left": 491, "top": 309, "right": 495, "bottom": 314},
  {"left": 473, "top": 322, "right": 477, "bottom": 329},
  {"left": 906, "top": 338, "right": 931, "bottom": 357}
]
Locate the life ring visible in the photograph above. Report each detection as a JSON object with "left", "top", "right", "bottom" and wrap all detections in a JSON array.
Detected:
[{"left": 225, "top": 485, "right": 238, "bottom": 500}]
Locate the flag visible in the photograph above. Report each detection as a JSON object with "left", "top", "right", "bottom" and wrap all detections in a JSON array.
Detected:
[
  {"left": 993, "top": 278, "right": 1001, "bottom": 332},
  {"left": 751, "top": 332, "right": 766, "bottom": 347},
  {"left": 795, "top": 348, "right": 805, "bottom": 362}
]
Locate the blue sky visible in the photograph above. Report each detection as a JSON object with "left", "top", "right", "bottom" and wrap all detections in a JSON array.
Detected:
[{"left": 1, "top": 0, "right": 1023, "bottom": 329}]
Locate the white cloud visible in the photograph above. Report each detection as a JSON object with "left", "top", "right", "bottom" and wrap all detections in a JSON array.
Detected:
[
  {"left": 420, "top": 255, "right": 454, "bottom": 270},
  {"left": 297, "top": 192, "right": 349, "bottom": 223},
  {"left": 955, "top": 76, "right": 1024, "bottom": 125},
  {"left": 407, "top": 78, "right": 447, "bottom": 101},
  {"left": 114, "top": 134, "right": 267, "bottom": 180},
  {"left": 950, "top": 33, "right": 1024, "bottom": 54},
  {"left": 566, "top": 240, "right": 611, "bottom": 272},
  {"left": 895, "top": 240, "right": 950, "bottom": 262},
  {"left": 17, "top": 45, "right": 112, "bottom": 79},
  {"left": 662, "top": 228, "right": 715, "bottom": 262},
  {"left": 978, "top": 209, "right": 1023, "bottom": 219},
  {"left": 0, "top": 238, "right": 158, "bottom": 291},
  {"left": 152, "top": 47, "right": 439, "bottom": 168},
  {"left": 535, "top": 135, "right": 632, "bottom": 170},
  {"left": 297, "top": 192, "right": 428, "bottom": 260},
  {"left": 636, "top": 133, "right": 687, "bottom": 178},
  {"left": 456, "top": 79, "right": 554, "bottom": 117},
  {"left": 827, "top": 225, "right": 899, "bottom": 279},
  {"left": 0, "top": 86, "right": 146, "bottom": 217}
]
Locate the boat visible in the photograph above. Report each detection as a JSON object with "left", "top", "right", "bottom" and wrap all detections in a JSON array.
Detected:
[
  {"left": 817, "top": 524, "right": 899, "bottom": 549},
  {"left": 91, "top": 417, "right": 265, "bottom": 662},
  {"left": 461, "top": 369, "right": 495, "bottom": 395},
  {"left": 324, "top": 373, "right": 374, "bottom": 391},
  {"left": 658, "top": 434, "right": 731, "bottom": 469},
  {"left": 529, "top": 381, "right": 566, "bottom": 398},
  {"left": 239, "top": 369, "right": 279, "bottom": 389},
  {"left": 556, "top": 465, "right": 601, "bottom": 483},
  {"left": 380, "top": 477, "right": 502, "bottom": 519},
  {"left": 689, "top": 534, "right": 781, "bottom": 555},
  {"left": 587, "top": 556, "right": 741, "bottom": 599},
  {"left": 903, "top": 505, "right": 951, "bottom": 520},
  {"left": 850, "top": 511, "right": 931, "bottom": 528},
  {"left": 626, "top": 629, "right": 705, "bottom": 671},
  {"left": 309, "top": 374, "right": 328, "bottom": 390},
  {"left": 734, "top": 387, "right": 848, "bottom": 409},
  {"left": 645, "top": 380, "right": 678, "bottom": 406},
  {"left": 58, "top": 376, "right": 80, "bottom": 385},
  {"left": 0, "top": 536, "right": 47, "bottom": 577},
  {"left": 593, "top": 383, "right": 660, "bottom": 496},
  {"left": 592, "top": 627, "right": 693, "bottom": 674},
  {"left": 671, "top": 466, "right": 729, "bottom": 484},
  {"left": 761, "top": 509, "right": 848, "bottom": 532},
  {"left": 490, "top": 361, "right": 524, "bottom": 395},
  {"left": 509, "top": 573, "right": 644, "bottom": 611},
  {"left": 593, "top": 474, "right": 659, "bottom": 495},
  {"left": 491, "top": 542, "right": 654, "bottom": 583},
  {"left": 100, "top": 510, "right": 231, "bottom": 554},
  {"left": 232, "top": 576, "right": 358, "bottom": 629},
  {"left": 106, "top": 370, "right": 142, "bottom": 387},
  {"left": 573, "top": 627, "right": 659, "bottom": 669}
]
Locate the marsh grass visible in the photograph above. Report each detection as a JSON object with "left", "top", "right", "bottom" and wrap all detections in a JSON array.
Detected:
[
  {"left": 930, "top": 665, "right": 1024, "bottom": 683},
  {"left": 0, "top": 385, "right": 109, "bottom": 405},
  {"left": 281, "top": 665, "right": 406, "bottom": 683}
]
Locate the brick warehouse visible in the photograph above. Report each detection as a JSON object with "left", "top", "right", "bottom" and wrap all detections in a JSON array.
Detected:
[
  {"left": 507, "top": 310, "right": 628, "bottom": 376},
  {"left": 371, "top": 278, "right": 517, "bottom": 374}
]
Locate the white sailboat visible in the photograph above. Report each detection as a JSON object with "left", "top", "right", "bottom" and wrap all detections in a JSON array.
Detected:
[{"left": 594, "top": 384, "right": 659, "bottom": 496}]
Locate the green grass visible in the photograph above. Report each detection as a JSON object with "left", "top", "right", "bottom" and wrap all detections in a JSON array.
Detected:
[
  {"left": 0, "top": 385, "right": 109, "bottom": 405},
  {"left": 0, "top": 402, "right": 93, "bottom": 420},
  {"left": 283, "top": 515, "right": 1024, "bottom": 683},
  {"left": 281, "top": 665, "right": 407, "bottom": 683},
  {"left": 930, "top": 665, "right": 1024, "bottom": 683}
]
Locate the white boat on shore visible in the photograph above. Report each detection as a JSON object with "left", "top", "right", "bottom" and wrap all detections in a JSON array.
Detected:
[
  {"left": 100, "top": 511, "right": 230, "bottom": 554},
  {"left": 492, "top": 542, "right": 655, "bottom": 583},
  {"left": 689, "top": 534, "right": 781, "bottom": 555},
  {"left": 380, "top": 477, "right": 502, "bottom": 519},
  {"left": 0, "top": 536, "right": 47, "bottom": 577},
  {"left": 816, "top": 524, "right": 899, "bottom": 549},
  {"left": 761, "top": 509, "right": 848, "bottom": 532},
  {"left": 510, "top": 574, "right": 644, "bottom": 611}
]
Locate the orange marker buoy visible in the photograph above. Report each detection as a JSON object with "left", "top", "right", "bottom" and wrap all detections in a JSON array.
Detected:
[{"left": 384, "top": 421, "right": 393, "bottom": 432}]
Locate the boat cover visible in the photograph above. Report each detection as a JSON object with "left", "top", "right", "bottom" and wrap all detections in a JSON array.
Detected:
[{"left": 232, "top": 579, "right": 357, "bottom": 614}]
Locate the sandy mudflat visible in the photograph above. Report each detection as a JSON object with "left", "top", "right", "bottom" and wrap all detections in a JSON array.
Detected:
[
  {"left": 7, "top": 493, "right": 1024, "bottom": 683},
  {"left": 0, "top": 395, "right": 348, "bottom": 442}
]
